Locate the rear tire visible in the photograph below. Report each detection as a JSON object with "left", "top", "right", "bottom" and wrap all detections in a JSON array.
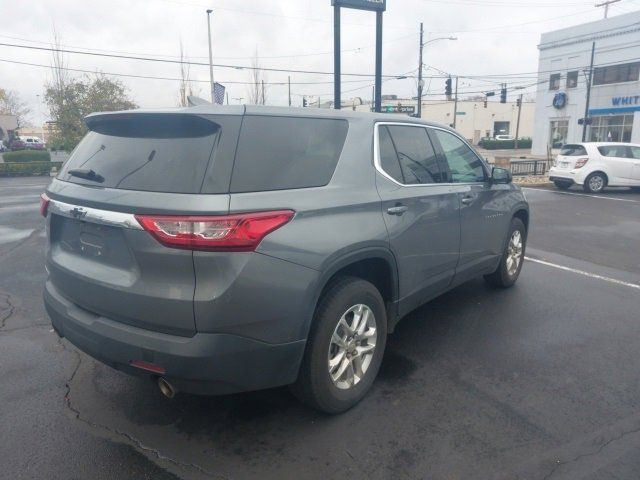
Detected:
[
  {"left": 583, "top": 172, "right": 607, "bottom": 193},
  {"left": 291, "top": 276, "right": 387, "bottom": 414},
  {"left": 553, "top": 180, "right": 572, "bottom": 190},
  {"left": 484, "top": 217, "right": 526, "bottom": 288}
]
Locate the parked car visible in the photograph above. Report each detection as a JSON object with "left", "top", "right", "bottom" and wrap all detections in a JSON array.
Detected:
[
  {"left": 0, "top": 140, "right": 7, "bottom": 152},
  {"left": 549, "top": 142, "right": 640, "bottom": 193},
  {"left": 9, "top": 138, "right": 26, "bottom": 151},
  {"left": 21, "top": 136, "right": 46, "bottom": 150},
  {"left": 42, "top": 106, "right": 529, "bottom": 413}
]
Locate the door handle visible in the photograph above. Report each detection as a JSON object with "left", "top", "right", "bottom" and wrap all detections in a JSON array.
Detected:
[{"left": 387, "top": 205, "right": 408, "bottom": 216}]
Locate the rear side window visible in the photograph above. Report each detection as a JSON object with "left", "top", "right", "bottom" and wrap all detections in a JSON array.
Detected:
[
  {"left": 560, "top": 144, "right": 588, "bottom": 156},
  {"left": 59, "top": 114, "right": 224, "bottom": 193},
  {"left": 385, "top": 125, "right": 446, "bottom": 184},
  {"left": 597, "top": 145, "right": 626, "bottom": 157},
  {"left": 378, "top": 126, "right": 404, "bottom": 183},
  {"left": 230, "top": 116, "right": 348, "bottom": 193}
]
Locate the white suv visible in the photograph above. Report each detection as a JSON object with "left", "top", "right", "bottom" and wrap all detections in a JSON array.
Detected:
[{"left": 549, "top": 142, "right": 640, "bottom": 193}]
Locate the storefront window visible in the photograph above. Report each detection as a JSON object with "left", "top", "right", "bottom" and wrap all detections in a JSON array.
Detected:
[
  {"left": 549, "top": 119, "right": 569, "bottom": 148},
  {"left": 588, "top": 114, "right": 633, "bottom": 142}
]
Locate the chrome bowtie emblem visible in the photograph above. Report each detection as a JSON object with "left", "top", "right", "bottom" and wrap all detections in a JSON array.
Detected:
[{"left": 70, "top": 207, "right": 87, "bottom": 219}]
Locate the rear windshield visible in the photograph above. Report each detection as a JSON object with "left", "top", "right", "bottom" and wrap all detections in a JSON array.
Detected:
[
  {"left": 230, "top": 116, "right": 348, "bottom": 193},
  {"left": 560, "top": 144, "right": 587, "bottom": 156},
  {"left": 58, "top": 114, "right": 221, "bottom": 193}
]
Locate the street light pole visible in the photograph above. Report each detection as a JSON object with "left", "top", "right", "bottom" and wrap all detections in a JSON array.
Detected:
[
  {"left": 206, "top": 9, "right": 215, "bottom": 103},
  {"left": 582, "top": 42, "right": 596, "bottom": 142}
]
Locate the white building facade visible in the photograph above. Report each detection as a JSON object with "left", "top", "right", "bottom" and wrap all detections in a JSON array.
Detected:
[{"left": 532, "top": 12, "right": 640, "bottom": 155}]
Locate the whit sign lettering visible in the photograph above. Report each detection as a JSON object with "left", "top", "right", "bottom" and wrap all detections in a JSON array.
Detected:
[
  {"left": 331, "top": 0, "right": 386, "bottom": 12},
  {"left": 612, "top": 95, "right": 640, "bottom": 106}
]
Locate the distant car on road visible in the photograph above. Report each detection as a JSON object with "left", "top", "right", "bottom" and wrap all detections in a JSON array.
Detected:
[
  {"left": 21, "top": 136, "right": 46, "bottom": 150},
  {"left": 9, "top": 138, "right": 26, "bottom": 151},
  {"left": 0, "top": 140, "right": 7, "bottom": 152},
  {"left": 549, "top": 142, "right": 640, "bottom": 193}
]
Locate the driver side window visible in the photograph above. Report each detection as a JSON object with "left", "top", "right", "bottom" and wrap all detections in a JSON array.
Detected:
[{"left": 431, "top": 129, "right": 487, "bottom": 183}]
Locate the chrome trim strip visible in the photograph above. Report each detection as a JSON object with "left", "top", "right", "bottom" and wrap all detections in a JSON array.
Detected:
[
  {"left": 48, "top": 199, "right": 143, "bottom": 230},
  {"left": 373, "top": 121, "right": 490, "bottom": 188}
]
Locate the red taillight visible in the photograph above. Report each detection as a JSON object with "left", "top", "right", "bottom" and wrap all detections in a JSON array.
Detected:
[
  {"left": 40, "top": 193, "right": 50, "bottom": 217},
  {"left": 135, "top": 210, "right": 295, "bottom": 252},
  {"left": 574, "top": 157, "right": 589, "bottom": 169},
  {"left": 130, "top": 360, "right": 166, "bottom": 375}
]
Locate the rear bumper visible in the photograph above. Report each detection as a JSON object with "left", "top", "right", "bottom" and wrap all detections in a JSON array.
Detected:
[
  {"left": 44, "top": 280, "right": 306, "bottom": 395},
  {"left": 548, "top": 167, "right": 586, "bottom": 185}
]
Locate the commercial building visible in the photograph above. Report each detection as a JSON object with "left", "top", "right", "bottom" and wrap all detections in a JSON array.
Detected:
[
  {"left": 532, "top": 11, "right": 640, "bottom": 155},
  {"left": 0, "top": 114, "right": 18, "bottom": 141},
  {"left": 346, "top": 96, "right": 535, "bottom": 145}
]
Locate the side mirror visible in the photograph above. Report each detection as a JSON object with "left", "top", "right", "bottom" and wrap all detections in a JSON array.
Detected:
[{"left": 491, "top": 166, "right": 512, "bottom": 184}]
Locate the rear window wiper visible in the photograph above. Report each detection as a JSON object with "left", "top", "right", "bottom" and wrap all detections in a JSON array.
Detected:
[{"left": 67, "top": 168, "right": 105, "bottom": 183}]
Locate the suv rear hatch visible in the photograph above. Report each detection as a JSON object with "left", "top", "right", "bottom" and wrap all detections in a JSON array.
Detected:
[
  {"left": 45, "top": 110, "right": 242, "bottom": 336},
  {"left": 556, "top": 144, "right": 588, "bottom": 170}
]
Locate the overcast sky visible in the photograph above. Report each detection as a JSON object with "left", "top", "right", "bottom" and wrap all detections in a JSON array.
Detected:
[{"left": 2, "top": 0, "right": 639, "bottom": 125}]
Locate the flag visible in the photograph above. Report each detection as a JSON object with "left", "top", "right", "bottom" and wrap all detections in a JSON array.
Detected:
[{"left": 213, "top": 82, "right": 226, "bottom": 105}]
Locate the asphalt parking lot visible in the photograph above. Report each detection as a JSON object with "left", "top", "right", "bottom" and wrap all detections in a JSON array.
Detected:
[{"left": 1, "top": 176, "right": 639, "bottom": 480}]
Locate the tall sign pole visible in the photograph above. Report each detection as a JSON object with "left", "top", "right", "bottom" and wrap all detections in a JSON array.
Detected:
[
  {"left": 334, "top": 5, "right": 341, "bottom": 109},
  {"left": 452, "top": 76, "right": 459, "bottom": 128},
  {"left": 582, "top": 42, "right": 595, "bottom": 142},
  {"left": 331, "top": 0, "right": 386, "bottom": 112},
  {"left": 417, "top": 23, "right": 424, "bottom": 118}
]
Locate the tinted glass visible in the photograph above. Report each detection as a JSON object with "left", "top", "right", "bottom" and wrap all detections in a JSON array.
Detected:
[
  {"left": 230, "top": 116, "right": 348, "bottom": 193},
  {"left": 560, "top": 144, "right": 588, "bottom": 156},
  {"left": 59, "top": 114, "right": 222, "bottom": 193},
  {"left": 597, "top": 145, "right": 627, "bottom": 158},
  {"left": 386, "top": 125, "right": 445, "bottom": 184},
  {"left": 432, "top": 129, "right": 486, "bottom": 183},
  {"left": 629, "top": 146, "right": 640, "bottom": 159},
  {"left": 378, "top": 126, "right": 403, "bottom": 183}
]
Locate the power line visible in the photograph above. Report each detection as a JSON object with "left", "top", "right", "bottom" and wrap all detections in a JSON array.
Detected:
[
  {"left": 0, "top": 58, "right": 376, "bottom": 85},
  {"left": 0, "top": 42, "right": 417, "bottom": 79}
]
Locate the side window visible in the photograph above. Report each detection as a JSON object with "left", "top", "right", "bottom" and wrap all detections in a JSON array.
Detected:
[
  {"left": 598, "top": 145, "right": 626, "bottom": 158},
  {"left": 431, "top": 129, "right": 486, "bottom": 183},
  {"left": 385, "top": 125, "right": 446, "bottom": 185},
  {"left": 377, "top": 126, "right": 403, "bottom": 183},
  {"left": 629, "top": 146, "right": 640, "bottom": 159}
]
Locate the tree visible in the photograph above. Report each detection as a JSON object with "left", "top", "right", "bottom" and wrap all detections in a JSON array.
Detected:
[
  {"left": 44, "top": 31, "right": 137, "bottom": 150},
  {"left": 44, "top": 74, "right": 137, "bottom": 150},
  {"left": 177, "top": 39, "right": 198, "bottom": 107},
  {"left": 247, "top": 49, "right": 267, "bottom": 105},
  {"left": 0, "top": 89, "right": 31, "bottom": 128}
]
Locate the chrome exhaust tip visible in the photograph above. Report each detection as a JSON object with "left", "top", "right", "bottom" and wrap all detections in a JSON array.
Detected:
[{"left": 157, "top": 377, "right": 176, "bottom": 399}]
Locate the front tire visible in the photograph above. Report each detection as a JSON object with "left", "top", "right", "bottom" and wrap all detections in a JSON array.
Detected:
[
  {"left": 583, "top": 172, "right": 606, "bottom": 193},
  {"left": 291, "top": 277, "right": 387, "bottom": 414},
  {"left": 484, "top": 217, "right": 526, "bottom": 288}
]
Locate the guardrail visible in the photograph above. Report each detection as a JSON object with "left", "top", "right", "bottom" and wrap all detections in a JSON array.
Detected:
[{"left": 510, "top": 160, "right": 548, "bottom": 176}]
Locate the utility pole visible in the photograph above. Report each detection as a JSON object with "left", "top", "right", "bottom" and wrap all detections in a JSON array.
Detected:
[
  {"left": 226, "top": 92, "right": 229, "bottom": 105},
  {"left": 452, "top": 76, "right": 459, "bottom": 128},
  {"left": 417, "top": 22, "right": 424, "bottom": 119},
  {"left": 261, "top": 80, "right": 265, "bottom": 105},
  {"left": 288, "top": 76, "right": 291, "bottom": 107},
  {"left": 515, "top": 93, "right": 523, "bottom": 149},
  {"left": 206, "top": 9, "right": 215, "bottom": 103},
  {"left": 582, "top": 42, "right": 596, "bottom": 141},
  {"left": 595, "top": 0, "right": 621, "bottom": 18}
]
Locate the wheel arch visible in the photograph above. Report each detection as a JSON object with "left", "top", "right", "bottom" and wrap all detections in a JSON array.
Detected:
[{"left": 304, "top": 248, "right": 400, "bottom": 338}]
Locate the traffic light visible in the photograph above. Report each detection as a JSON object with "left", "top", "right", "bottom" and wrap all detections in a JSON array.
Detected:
[
  {"left": 302, "top": 97, "right": 307, "bottom": 107},
  {"left": 484, "top": 99, "right": 488, "bottom": 108},
  {"left": 516, "top": 97, "right": 521, "bottom": 107},
  {"left": 500, "top": 85, "right": 507, "bottom": 104},
  {"left": 445, "top": 77, "right": 452, "bottom": 98}
]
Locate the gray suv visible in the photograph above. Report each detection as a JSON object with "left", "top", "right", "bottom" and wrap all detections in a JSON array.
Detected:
[{"left": 42, "top": 106, "right": 529, "bottom": 413}]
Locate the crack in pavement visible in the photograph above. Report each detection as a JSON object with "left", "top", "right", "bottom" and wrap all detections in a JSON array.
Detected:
[
  {"left": 542, "top": 424, "right": 640, "bottom": 479},
  {"left": 0, "top": 291, "right": 15, "bottom": 330},
  {"left": 58, "top": 338, "right": 226, "bottom": 480}
]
